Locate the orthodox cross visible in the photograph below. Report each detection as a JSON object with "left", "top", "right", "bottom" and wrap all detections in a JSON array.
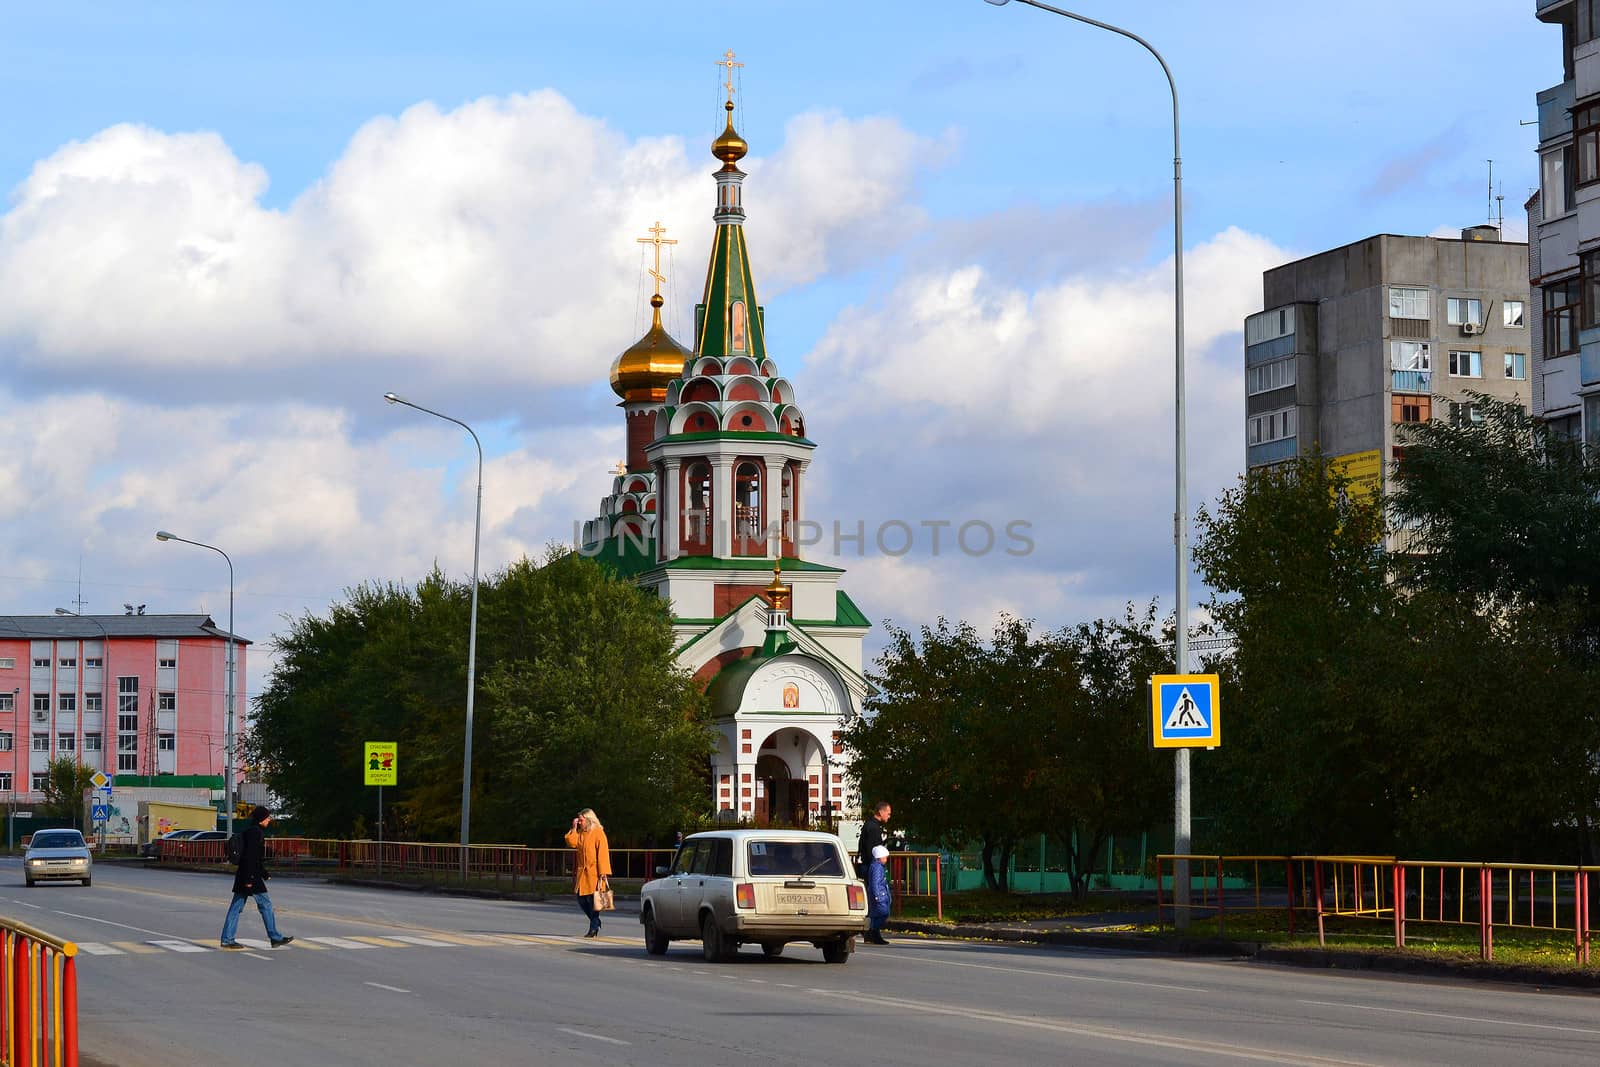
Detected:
[
  {"left": 718, "top": 49, "right": 743, "bottom": 104},
  {"left": 636, "top": 220, "right": 677, "bottom": 298}
]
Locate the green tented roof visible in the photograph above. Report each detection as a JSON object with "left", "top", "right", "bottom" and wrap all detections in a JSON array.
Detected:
[
  {"left": 580, "top": 536, "right": 659, "bottom": 580},
  {"left": 661, "top": 556, "right": 843, "bottom": 574},
  {"left": 696, "top": 223, "right": 768, "bottom": 362}
]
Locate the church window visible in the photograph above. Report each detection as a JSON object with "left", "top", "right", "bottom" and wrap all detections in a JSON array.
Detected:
[
  {"left": 740, "top": 414, "right": 753, "bottom": 428},
  {"left": 734, "top": 461, "right": 762, "bottom": 555},
  {"left": 730, "top": 301, "right": 748, "bottom": 352}
]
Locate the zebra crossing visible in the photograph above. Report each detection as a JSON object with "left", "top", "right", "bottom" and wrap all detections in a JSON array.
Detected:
[{"left": 72, "top": 930, "right": 638, "bottom": 958}]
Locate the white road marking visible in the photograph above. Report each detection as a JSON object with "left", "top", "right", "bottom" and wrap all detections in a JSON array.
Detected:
[
  {"left": 237, "top": 939, "right": 273, "bottom": 950},
  {"left": 305, "top": 936, "right": 373, "bottom": 950},
  {"left": 149, "top": 940, "right": 208, "bottom": 954},
  {"left": 390, "top": 935, "right": 454, "bottom": 947},
  {"left": 17, "top": 902, "right": 40, "bottom": 909},
  {"left": 75, "top": 942, "right": 123, "bottom": 956},
  {"left": 1297, "top": 999, "right": 1600, "bottom": 1037},
  {"left": 556, "top": 1027, "right": 629, "bottom": 1046},
  {"left": 364, "top": 982, "right": 412, "bottom": 994},
  {"left": 50, "top": 910, "right": 181, "bottom": 939},
  {"left": 242, "top": 952, "right": 273, "bottom": 961},
  {"left": 876, "top": 951, "right": 1206, "bottom": 993},
  {"left": 809, "top": 988, "right": 1372, "bottom": 1066}
]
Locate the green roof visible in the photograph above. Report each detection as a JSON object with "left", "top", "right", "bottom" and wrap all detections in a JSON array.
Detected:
[
  {"left": 659, "top": 556, "right": 843, "bottom": 574},
  {"left": 579, "top": 536, "right": 659, "bottom": 580},
  {"left": 797, "top": 590, "right": 871, "bottom": 629},
  {"left": 696, "top": 223, "right": 768, "bottom": 362}
]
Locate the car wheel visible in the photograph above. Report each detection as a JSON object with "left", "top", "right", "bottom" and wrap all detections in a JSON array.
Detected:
[
  {"left": 821, "top": 938, "right": 851, "bottom": 964},
  {"left": 82, "top": 877, "right": 91, "bottom": 887},
  {"left": 24, "top": 879, "right": 33, "bottom": 888},
  {"left": 761, "top": 943, "right": 785, "bottom": 958},
  {"left": 643, "top": 908, "right": 669, "bottom": 956},
  {"left": 701, "top": 913, "right": 732, "bottom": 962}
]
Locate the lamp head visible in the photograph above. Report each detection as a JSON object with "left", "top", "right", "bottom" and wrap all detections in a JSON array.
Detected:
[
  {"left": 383, "top": 392, "right": 401, "bottom": 405},
  {"left": 983, "top": 0, "right": 1011, "bottom": 5},
  {"left": 53, "top": 608, "right": 70, "bottom": 616},
  {"left": 155, "top": 530, "right": 174, "bottom": 542}
]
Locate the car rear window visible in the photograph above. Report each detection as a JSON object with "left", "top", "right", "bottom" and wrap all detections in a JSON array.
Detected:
[
  {"left": 746, "top": 840, "right": 844, "bottom": 877},
  {"left": 30, "top": 832, "right": 84, "bottom": 849}
]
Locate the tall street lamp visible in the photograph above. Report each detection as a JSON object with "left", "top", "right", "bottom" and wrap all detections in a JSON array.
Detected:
[
  {"left": 384, "top": 391, "right": 483, "bottom": 880},
  {"left": 155, "top": 531, "right": 236, "bottom": 837},
  {"left": 982, "top": 0, "right": 1194, "bottom": 925}
]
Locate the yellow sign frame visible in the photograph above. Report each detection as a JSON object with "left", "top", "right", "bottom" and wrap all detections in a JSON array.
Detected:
[
  {"left": 364, "top": 741, "right": 398, "bottom": 786},
  {"left": 1149, "top": 674, "right": 1221, "bottom": 749}
]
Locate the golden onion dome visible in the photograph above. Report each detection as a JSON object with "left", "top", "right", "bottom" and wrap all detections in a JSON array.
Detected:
[
  {"left": 711, "top": 100, "right": 748, "bottom": 166},
  {"left": 610, "top": 294, "right": 691, "bottom": 403}
]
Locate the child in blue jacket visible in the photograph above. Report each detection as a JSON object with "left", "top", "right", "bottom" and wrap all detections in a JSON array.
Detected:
[{"left": 865, "top": 844, "right": 892, "bottom": 944}]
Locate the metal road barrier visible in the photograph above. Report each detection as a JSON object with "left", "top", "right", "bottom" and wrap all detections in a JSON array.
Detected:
[
  {"left": 0, "top": 917, "right": 78, "bottom": 1067},
  {"left": 1158, "top": 853, "right": 1599, "bottom": 964},
  {"left": 887, "top": 853, "right": 943, "bottom": 920}
]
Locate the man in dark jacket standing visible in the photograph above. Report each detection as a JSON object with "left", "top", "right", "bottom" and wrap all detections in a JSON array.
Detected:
[
  {"left": 220, "top": 806, "right": 294, "bottom": 949},
  {"left": 856, "top": 801, "right": 891, "bottom": 874}
]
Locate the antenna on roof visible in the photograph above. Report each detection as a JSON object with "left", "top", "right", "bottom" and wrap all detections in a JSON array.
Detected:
[
  {"left": 136, "top": 604, "right": 146, "bottom": 616},
  {"left": 72, "top": 556, "right": 87, "bottom": 615},
  {"left": 124, "top": 604, "right": 135, "bottom": 616}
]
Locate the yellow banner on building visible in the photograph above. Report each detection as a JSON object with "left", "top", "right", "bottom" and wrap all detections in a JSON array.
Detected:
[
  {"left": 1329, "top": 449, "right": 1382, "bottom": 504},
  {"left": 364, "top": 741, "right": 397, "bottom": 786}
]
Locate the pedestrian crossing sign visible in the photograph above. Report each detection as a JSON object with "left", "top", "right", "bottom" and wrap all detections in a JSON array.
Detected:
[{"left": 1150, "top": 674, "right": 1221, "bottom": 749}]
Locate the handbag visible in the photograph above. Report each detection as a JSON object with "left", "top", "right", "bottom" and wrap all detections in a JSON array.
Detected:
[{"left": 595, "top": 877, "right": 615, "bottom": 912}]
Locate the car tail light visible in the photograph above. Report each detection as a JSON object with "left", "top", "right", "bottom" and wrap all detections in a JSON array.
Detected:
[
  {"left": 848, "top": 884, "right": 865, "bottom": 910},
  {"left": 736, "top": 883, "right": 756, "bottom": 909}
]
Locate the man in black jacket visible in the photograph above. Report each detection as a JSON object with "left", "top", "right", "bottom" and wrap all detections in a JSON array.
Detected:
[
  {"left": 220, "top": 806, "right": 294, "bottom": 949},
  {"left": 856, "top": 801, "right": 891, "bottom": 873}
]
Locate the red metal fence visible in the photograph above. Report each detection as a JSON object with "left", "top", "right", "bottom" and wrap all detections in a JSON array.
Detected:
[
  {"left": 0, "top": 918, "right": 77, "bottom": 1067},
  {"left": 1157, "top": 853, "right": 1596, "bottom": 964}
]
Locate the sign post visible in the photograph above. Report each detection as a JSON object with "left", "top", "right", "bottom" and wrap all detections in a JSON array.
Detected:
[
  {"left": 1149, "top": 674, "right": 1220, "bottom": 929},
  {"left": 364, "top": 742, "right": 398, "bottom": 876}
]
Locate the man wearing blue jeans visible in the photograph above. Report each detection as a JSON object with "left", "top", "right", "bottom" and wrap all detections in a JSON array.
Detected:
[{"left": 221, "top": 805, "right": 294, "bottom": 949}]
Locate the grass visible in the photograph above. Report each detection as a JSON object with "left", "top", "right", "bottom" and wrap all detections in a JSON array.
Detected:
[{"left": 897, "top": 889, "right": 1157, "bottom": 924}]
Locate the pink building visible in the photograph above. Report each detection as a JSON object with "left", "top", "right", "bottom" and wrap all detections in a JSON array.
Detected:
[{"left": 0, "top": 615, "right": 247, "bottom": 800}]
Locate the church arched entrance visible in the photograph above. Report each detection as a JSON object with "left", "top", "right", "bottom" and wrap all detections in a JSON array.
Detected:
[{"left": 754, "top": 753, "right": 806, "bottom": 827}]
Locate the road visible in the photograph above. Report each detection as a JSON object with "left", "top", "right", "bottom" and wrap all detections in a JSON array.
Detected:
[{"left": 2, "top": 858, "right": 1597, "bottom": 1066}]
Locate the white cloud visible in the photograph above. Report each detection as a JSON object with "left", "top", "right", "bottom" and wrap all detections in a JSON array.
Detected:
[{"left": 0, "top": 93, "right": 936, "bottom": 411}]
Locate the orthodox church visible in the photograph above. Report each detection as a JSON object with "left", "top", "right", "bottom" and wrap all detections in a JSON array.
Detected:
[{"left": 580, "top": 61, "right": 869, "bottom": 825}]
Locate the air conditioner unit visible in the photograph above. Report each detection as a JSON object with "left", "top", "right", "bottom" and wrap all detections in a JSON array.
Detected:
[{"left": 1460, "top": 322, "right": 1481, "bottom": 336}]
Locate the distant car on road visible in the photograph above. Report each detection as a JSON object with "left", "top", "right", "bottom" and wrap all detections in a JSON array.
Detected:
[
  {"left": 24, "top": 829, "right": 92, "bottom": 887},
  {"left": 141, "top": 828, "right": 206, "bottom": 858},
  {"left": 639, "top": 830, "right": 867, "bottom": 963}
]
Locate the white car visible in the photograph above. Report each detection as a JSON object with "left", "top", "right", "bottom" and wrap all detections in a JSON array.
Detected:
[
  {"left": 25, "top": 829, "right": 92, "bottom": 887},
  {"left": 640, "top": 830, "right": 867, "bottom": 963}
]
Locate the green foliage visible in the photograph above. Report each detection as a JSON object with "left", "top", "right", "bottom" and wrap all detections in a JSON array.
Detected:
[
  {"left": 40, "top": 757, "right": 95, "bottom": 823},
  {"left": 842, "top": 613, "right": 1167, "bottom": 896},
  {"left": 247, "top": 550, "right": 712, "bottom": 844}
]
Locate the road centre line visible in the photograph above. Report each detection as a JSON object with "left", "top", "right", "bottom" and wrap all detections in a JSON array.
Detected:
[
  {"left": 1296, "top": 999, "right": 1600, "bottom": 1037},
  {"left": 365, "top": 982, "right": 412, "bottom": 994},
  {"left": 875, "top": 950, "right": 1206, "bottom": 993},
  {"left": 556, "top": 1027, "right": 629, "bottom": 1046},
  {"left": 806, "top": 988, "right": 1373, "bottom": 1067}
]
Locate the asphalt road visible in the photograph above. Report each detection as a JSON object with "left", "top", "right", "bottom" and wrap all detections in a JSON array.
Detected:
[{"left": 3, "top": 858, "right": 1597, "bottom": 1066}]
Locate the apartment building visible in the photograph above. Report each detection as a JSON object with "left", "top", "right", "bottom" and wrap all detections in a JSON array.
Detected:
[
  {"left": 1533, "top": 0, "right": 1600, "bottom": 448},
  {"left": 0, "top": 615, "right": 246, "bottom": 800},
  {"left": 1244, "top": 232, "right": 1532, "bottom": 495}
]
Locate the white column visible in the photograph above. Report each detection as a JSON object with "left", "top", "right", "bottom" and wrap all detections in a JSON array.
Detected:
[
  {"left": 763, "top": 458, "right": 783, "bottom": 559},
  {"left": 662, "top": 459, "right": 681, "bottom": 560},
  {"left": 711, "top": 456, "right": 735, "bottom": 557}
]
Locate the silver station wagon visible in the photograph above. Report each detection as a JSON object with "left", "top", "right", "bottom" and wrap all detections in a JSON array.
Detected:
[{"left": 640, "top": 830, "right": 867, "bottom": 963}]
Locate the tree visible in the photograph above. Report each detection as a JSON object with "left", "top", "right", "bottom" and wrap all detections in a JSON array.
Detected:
[
  {"left": 40, "top": 757, "right": 95, "bottom": 825},
  {"left": 248, "top": 551, "right": 713, "bottom": 843}
]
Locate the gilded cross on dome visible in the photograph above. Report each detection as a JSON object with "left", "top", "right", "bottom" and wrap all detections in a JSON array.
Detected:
[
  {"left": 636, "top": 220, "right": 677, "bottom": 298},
  {"left": 718, "top": 49, "right": 743, "bottom": 104}
]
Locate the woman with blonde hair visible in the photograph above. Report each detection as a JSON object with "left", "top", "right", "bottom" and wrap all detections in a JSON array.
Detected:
[{"left": 564, "top": 808, "right": 612, "bottom": 938}]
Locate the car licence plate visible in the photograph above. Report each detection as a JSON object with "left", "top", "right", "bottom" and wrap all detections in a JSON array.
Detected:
[{"left": 777, "top": 891, "right": 827, "bottom": 907}]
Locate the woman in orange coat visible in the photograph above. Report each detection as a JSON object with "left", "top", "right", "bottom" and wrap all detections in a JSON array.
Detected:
[{"left": 564, "top": 808, "right": 612, "bottom": 938}]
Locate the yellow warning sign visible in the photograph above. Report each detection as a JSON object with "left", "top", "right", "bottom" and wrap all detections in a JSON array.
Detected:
[{"left": 364, "top": 742, "right": 398, "bottom": 786}]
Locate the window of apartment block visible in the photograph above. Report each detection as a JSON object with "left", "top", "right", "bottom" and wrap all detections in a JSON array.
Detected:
[
  {"left": 158, "top": 692, "right": 176, "bottom": 712},
  {"left": 1545, "top": 278, "right": 1581, "bottom": 357},
  {"left": 0, "top": 658, "right": 12, "bottom": 669},
  {"left": 57, "top": 694, "right": 74, "bottom": 713},
  {"left": 1387, "top": 286, "right": 1430, "bottom": 320},
  {"left": 158, "top": 657, "right": 176, "bottom": 670},
  {"left": 1246, "top": 358, "right": 1295, "bottom": 396},
  {"left": 159, "top": 733, "right": 175, "bottom": 752},
  {"left": 1582, "top": 0, "right": 1600, "bottom": 44},
  {"left": 1579, "top": 104, "right": 1600, "bottom": 186},
  {"left": 1392, "top": 394, "right": 1431, "bottom": 423},
  {"left": 0, "top": 694, "right": 10, "bottom": 713},
  {"left": 1451, "top": 401, "right": 1485, "bottom": 426},
  {"left": 1503, "top": 301, "right": 1525, "bottom": 328},
  {"left": 31, "top": 774, "right": 48, "bottom": 792},
  {"left": 1247, "top": 408, "right": 1296, "bottom": 445},
  {"left": 117, "top": 753, "right": 137, "bottom": 772},
  {"left": 58, "top": 657, "right": 75, "bottom": 671},
  {"left": 0, "top": 773, "right": 12, "bottom": 793},
  {"left": 0, "top": 733, "right": 12, "bottom": 752},
  {"left": 117, "top": 676, "right": 138, "bottom": 713},
  {"left": 83, "top": 693, "right": 101, "bottom": 713},
  {"left": 1448, "top": 350, "right": 1482, "bottom": 378},
  {"left": 1505, "top": 352, "right": 1528, "bottom": 380},
  {"left": 1390, "top": 340, "right": 1432, "bottom": 370},
  {"left": 83, "top": 734, "right": 101, "bottom": 751},
  {"left": 84, "top": 657, "right": 102, "bottom": 669},
  {"left": 1446, "top": 298, "right": 1483, "bottom": 326},
  {"left": 32, "top": 658, "right": 48, "bottom": 669},
  {"left": 1587, "top": 395, "right": 1600, "bottom": 452},
  {"left": 56, "top": 735, "right": 74, "bottom": 753},
  {"left": 32, "top": 695, "right": 48, "bottom": 714},
  {"left": 117, "top": 733, "right": 136, "bottom": 752},
  {"left": 31, "top": 735, "right": 48, "bottom": 752},
  {"left": 1544, "top": 145, "right": 1577, "bottom": 216},
  {"left": 1584, "top": 251, "right": 1600, "bottom": 330}
]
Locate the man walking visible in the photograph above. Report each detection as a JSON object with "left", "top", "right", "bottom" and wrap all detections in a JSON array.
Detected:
[{"left": 220, "top": 805, "right": 294, "bottom": 949}]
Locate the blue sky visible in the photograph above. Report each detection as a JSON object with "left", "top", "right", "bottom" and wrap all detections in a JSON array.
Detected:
[{"left": 0, "top": 1, "right": 1557, "bottom": 694}]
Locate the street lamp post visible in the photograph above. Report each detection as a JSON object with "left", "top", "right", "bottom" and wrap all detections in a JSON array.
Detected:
[
  {"left": 154, "top": 531, "right": 236, "bottom": 838},
  {"left": 384, "top": 391, "right": 483, "bottom": 881},
  {"left": 55, "top": 608, "right": 109, "bottom": 840},
  {"left": 983, "top": 0, "right": 1194, "bottom": 927}
]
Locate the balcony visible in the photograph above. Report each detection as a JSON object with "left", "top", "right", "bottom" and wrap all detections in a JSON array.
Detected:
[{"left": 1391, "top": 369, "right": 1431, "bottom": 393}]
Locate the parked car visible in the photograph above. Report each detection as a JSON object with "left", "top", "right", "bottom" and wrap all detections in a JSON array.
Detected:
[
  {"left": 639, "top": 830, "right": 867, "bottom": 963},
  {"left": 24, "top": 829, "right": 92, "bottom": 887},
  {"left": 141, "top": 828, "right": 205, "bottom": 858}
]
